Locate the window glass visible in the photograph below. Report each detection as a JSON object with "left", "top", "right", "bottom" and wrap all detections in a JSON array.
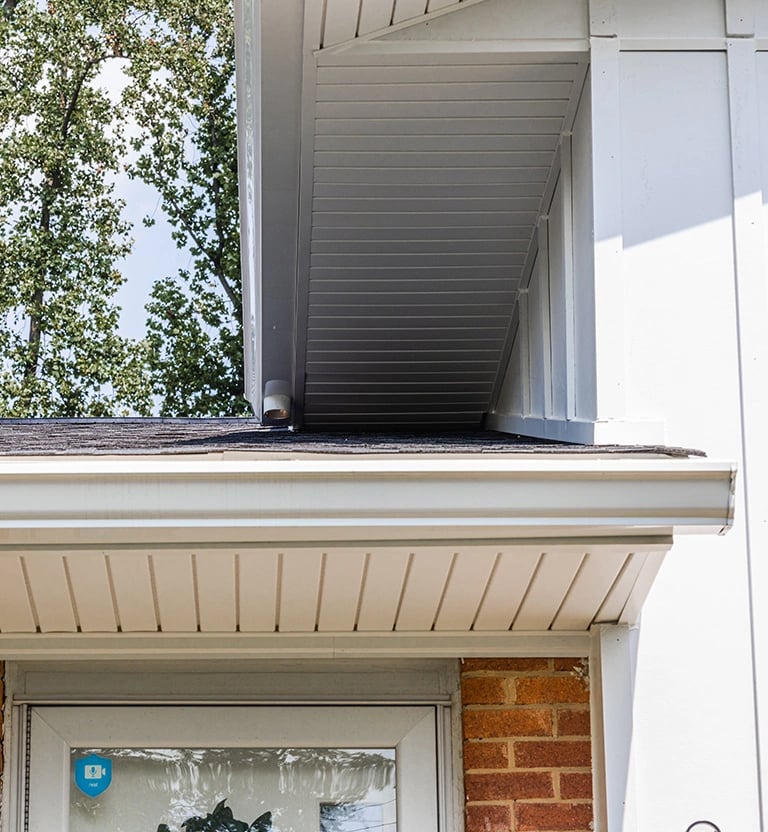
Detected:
[{"left": 69, "top": 748, "right": 396, "bottom": 832}]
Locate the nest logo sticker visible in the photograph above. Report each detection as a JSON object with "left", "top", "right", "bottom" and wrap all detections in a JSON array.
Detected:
[{"left": 74, "top": 754, "right": 113, "bottom": 797}]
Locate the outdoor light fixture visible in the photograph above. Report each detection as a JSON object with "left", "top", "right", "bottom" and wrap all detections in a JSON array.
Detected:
[{"left": 262, "top": 379, "right": 292, "bottom": 424}]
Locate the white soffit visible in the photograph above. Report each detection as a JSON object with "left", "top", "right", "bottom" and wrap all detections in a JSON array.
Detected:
[
  {"left": 318, "top": 0, "right": 477, "bottom": 50},
  {"left": 296, "top": 0, "right": 589, "bottom": 428},
  {"left": 302, "top": 52, "right": 587, "bottom": 428},
  {"left": 0, "top": 455, "right": 735, "bottom": 647}
]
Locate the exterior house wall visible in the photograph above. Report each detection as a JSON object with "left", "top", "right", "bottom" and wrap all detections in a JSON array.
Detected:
[
  {"left": 462, "top": 658, "right": 593, "bottom": 832},
  {"left": 614, "top": 31, "right": 761, "bottom": 832},
  {"left": 485, "top": 1, "right": 767, "bottom": 826},
  {"left": 2, "top": 2, "right": 767, "bottom": 831}
]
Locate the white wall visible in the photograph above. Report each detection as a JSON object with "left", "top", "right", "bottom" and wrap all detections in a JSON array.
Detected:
[
  {"left": 616, "top": 0, "right": 725, "bottom": 39},
  {"left": 620, "top": 52, "right": 741, "bottom": 446},
  {"left": 492, "top": 2, "right": 768, "bottom": 824},
  {"left": 615, "top": 46, "right": 760, "bottom": 832}
]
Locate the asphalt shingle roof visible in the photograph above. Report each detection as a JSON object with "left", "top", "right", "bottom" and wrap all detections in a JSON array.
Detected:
[{"left": 0, "top": 418, "right": 703, "bottom": 457}]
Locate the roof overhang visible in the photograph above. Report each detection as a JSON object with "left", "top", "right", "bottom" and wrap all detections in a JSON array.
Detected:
[
  {"left": 235, "top": 0, "right": 593, "bottom": 428},
  {"left": 0, "top": 454, "right": 735, "bottom": 657}
]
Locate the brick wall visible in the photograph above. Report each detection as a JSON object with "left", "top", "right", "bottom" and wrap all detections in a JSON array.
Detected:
[{"left": 461, "top": 658, "right": 593, "bottom": 832}]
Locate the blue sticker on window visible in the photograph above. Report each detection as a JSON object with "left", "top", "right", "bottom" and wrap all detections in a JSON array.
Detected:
[{"left": 74, "top": 754, "right": 112, "bottom": 797}]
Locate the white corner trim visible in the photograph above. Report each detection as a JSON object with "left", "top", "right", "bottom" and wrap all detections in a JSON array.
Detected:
[
  {"left": 234, "top": 0, "right": 262, "bottom": 417},
  {"left": 590, "top": 35, "right": 627, "bottom": 421},
  {"left": 726, "top": 35, "right": 768, "bottom": 826},
  {"left": 590, "top": 624, "right": 639, "bottom": 832}
]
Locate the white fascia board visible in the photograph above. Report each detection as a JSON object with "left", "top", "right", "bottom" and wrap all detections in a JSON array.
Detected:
[
  {"left": 0, "top": 631, "right": 591, "bottom": 664},
  {"left": 315, "top": 41, "right": 589, "bottom": 62},
  {"left": 0, "top": 456, "right": 735, "bottom": 543}
]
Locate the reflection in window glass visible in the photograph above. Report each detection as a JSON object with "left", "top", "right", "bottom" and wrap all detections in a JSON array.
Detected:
[
  {"left": 320, "top": 802, "right": 393, "bottom": 832},
  {"left": 69, "top": 748, "right": 396, "bottom": 832}
]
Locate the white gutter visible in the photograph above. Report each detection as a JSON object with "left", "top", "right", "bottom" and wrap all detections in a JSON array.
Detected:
[{"left": 0, "top": 456, "right": 736, "bottom": 543}]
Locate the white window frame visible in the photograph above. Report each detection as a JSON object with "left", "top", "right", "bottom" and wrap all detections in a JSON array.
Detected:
[{"left": 2, "top": 661, "right": 459, "bottom": 832}]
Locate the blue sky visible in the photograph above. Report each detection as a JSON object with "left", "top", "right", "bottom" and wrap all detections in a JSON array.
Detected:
[
  {"left": 112, "top": 174, "right": 190, "bottom": 340},
  {"left": 98, "top": 60, "right": 192, "bottom": 342}
]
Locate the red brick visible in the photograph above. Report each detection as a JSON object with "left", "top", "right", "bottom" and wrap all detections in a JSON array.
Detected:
[
  {"left": 464, "top": 741, "right": 509, "bottom": 770},
  {"left": 463, "top": 709, "right": 553, "bottom": 740},
  {"left": 557, "top": 709, "right": 591, "bottom": 737},
  {"left": 465, "top": 771, "right": 554, "bottom": 801},
  {"left": 465, "top": 804, "right": 512, "bottom": 832},
  {"left": 514, "top": 740, "right": 592, "bottom": 769},
  {"left": 516, "top": 802, "right": 594, "bottom": 831},
  {"left": 553, "top": 658, "right": 587, "bottom": 673},
  {"left": 560, "top": 772, "right": 593, "bottom": 800},
  {"left": 462, "top": 658, "right": 550, "bottom": 672},
  {"left": 514, "top": 676, "right": 589, "bottom": 705},
  {"left": 462, "top": 675, "right": 506, "bottom": 705}
]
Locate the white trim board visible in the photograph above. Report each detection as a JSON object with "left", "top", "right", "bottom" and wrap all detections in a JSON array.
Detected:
[
  {"left": 0, "top": 631, "right": 592, "bottom": 662},
  {"left": 486, "top": 413, "right": 667, "bottom": 446}
]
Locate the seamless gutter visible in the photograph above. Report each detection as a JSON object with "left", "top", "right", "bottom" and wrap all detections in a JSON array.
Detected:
[
  {"left": 0, "top": 454, "right": 736, "bottom": 541},
  {"left": 0, "top": 454, "right": 736, "bottom": 476}
]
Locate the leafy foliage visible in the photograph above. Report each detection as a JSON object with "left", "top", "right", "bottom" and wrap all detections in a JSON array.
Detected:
[
  {"left": 157, "top": 799, "right": 271, "bottom": 832},
  {"left": 124, "top": 2, "right": 247, "bottom": 415},
  {"left": 0, "top": 0, "right": 151, "bottom": 415},
  {"left": 0, "top": 0, "right": 246, "bottom": 417}
]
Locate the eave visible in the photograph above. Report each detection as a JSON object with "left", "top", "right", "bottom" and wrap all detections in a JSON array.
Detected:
[{"left": 0, "top": 453, "right": 735, "bottom": 656}]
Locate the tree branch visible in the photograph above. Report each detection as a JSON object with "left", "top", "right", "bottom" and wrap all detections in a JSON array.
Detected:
[
  {"left": 164, "top": 191, "right": 240, "bottom": 310},
  {"left": 2, "top": 0, "right": 19, "bottom": 20}
]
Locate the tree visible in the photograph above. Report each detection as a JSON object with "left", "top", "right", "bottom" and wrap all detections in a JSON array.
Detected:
[
  {"left": 124, "top": 1, "right": 248, "bottom": 416},
  {"left": 0, "top": 0, "right": 152, "bottom": 416},
  {"left": 0, "top": 0, "right": 246, "bottom": 417}
]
